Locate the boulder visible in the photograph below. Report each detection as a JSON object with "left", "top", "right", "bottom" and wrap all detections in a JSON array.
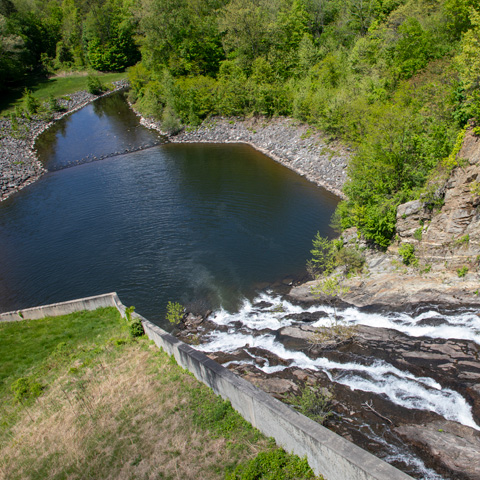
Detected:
[{"left": 396, "top": 420, "right": 480, "bottom": 480}]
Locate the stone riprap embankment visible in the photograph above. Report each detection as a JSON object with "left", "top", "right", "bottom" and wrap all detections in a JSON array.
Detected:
[
  {"left": 0, "top": 80, "right": 128, "bottom": 202},
  {"left": 142, "top": 117, "right": 350, "bottom": 198}
]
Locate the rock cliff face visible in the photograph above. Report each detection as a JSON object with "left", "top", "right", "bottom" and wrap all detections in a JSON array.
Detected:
[
  {"left": 396, "top": 129, "right": 480, "bottom": 272},
  {"left": 289, "top": 127, "right": 480, "bottom": 308}
]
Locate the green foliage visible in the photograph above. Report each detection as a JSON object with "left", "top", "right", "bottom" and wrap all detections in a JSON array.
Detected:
[
  {"left": 307, "top": 233, "right": 364, "bottom": 278},
  {"left": 286, "top": 386, "right": 332, "bottom": 424},
  {"left": 454, "top": 234, "right": 470, "bottom": 245},
  {"left": 413, "top": 227, "right": 423, "bottom": 241},
  {"left": 166, "top": 301, "right": 184, "bottom": 325},
  {"left": 398, "top": 243, "right": 418, "bottom": 266},
  {"left": 470, "top": 181, "right": 480, "bottom": 197},
  {"left": 226, "top": 447, "right": 319, "bottom": 480},
  {"left": 10, "top": 376, "right": 43, "bottom": 402},
  {"left": 125, "top": 305, "right": 135, "bottom": 322},
  {"left": 23, "top": 88, "right": 39, "bottom": 114},
  {"left": 457, "top": 265, "right": 469, "bottom": 277},
  {"left": 86, "top": 73, "right": 104, "bottom": 95},
  {"left": 47, "top": 93, "right": 62, "bottom": 112},
  {"left": 129, "top": 319, "right": 144, "bottom": 338}
]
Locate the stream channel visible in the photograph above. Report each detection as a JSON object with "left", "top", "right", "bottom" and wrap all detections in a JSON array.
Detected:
[{"left": 1, "top": 92, "right": 478, "bottom": 479}]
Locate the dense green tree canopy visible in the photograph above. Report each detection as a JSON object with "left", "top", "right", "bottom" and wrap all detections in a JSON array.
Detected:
[{"left": 3, "top": 0, "right": 480, "bottom": 247}]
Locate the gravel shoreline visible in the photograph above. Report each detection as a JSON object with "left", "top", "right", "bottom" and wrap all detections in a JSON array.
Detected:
[
  {"left": 0, "top": 80, "right": 129, "bottom": 202},
  {"left": 141, "top": 116, "right": 350, "bottom": 198},
  {"left": 1, "top": 86, "right": 349, "bottom": 201}
]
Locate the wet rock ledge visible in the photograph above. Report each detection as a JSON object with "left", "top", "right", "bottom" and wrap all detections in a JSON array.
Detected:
[
  {"left": 142, "top": 116, "right": 350, "bottom": 198},
  {"left": 0, "top": 80, "right": 129, "bottom": 202}
]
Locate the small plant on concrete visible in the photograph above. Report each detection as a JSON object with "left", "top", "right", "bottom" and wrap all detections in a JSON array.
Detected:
[
  {"left": 166, "top": 301, "right": 184, "bottom": 325},
  {"left": 457, "top": 266, "right": 469, "bottom": 277},
  {"left": 125, "top": 305, "right": 135, "bottom": 322}
]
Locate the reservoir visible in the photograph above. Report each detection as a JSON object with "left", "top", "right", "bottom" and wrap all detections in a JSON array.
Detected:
[{"left": 0, "top": 93, "right": 338, "bottom": 326}]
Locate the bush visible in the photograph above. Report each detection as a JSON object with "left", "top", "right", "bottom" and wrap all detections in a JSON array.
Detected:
[
  {"left": 398, "top": 243, "right": 418, "bottom": 266},
  {"left": 48, "top": 94, "right": 63, "bottom": 113},
  {"left": 130, "top": 320, "right": 144, "bottom": 337},
  {"left": 166, "top": 301, "right": 184, "bottom": 325},
  {"left": 11, "top": 376, "right": 43, "bottom": 402},
  {"left": 226, "top": 447, "right": 319, "bottom": 480},
  {"left": 286, "top": 386, "right": 333, "bottom": 424},
  {"left": 87, "top": 74, "right": 105, "bottom": 95},
  {"left": 23, "top": 88, "right": 39, "bottom": 114}
]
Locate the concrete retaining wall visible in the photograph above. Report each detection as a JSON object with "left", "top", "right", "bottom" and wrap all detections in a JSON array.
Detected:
[
  {"left": 1, "top": 293, "right": 413, "bottom": 480},
  {"left": 0, "top": 292, "right": 126, "bottom": 322}
]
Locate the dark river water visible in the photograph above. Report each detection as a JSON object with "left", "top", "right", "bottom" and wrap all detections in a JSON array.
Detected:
[{"left": 0, "top": 93, "right": 338, "bottom": 326}]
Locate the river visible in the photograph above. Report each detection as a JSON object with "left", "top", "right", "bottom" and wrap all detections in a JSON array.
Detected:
[
  {"left": 0, "top": 92, "right": 337, "bottom": 324},
  {"left": 1, "top": 92, "right": 478, "bottom": 480}
]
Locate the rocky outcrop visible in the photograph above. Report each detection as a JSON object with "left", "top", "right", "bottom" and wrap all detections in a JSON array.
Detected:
[
  {"left": 396, "top": 130, "right": 480, "bottom": 272},
  {"left": 396, "top": 420, "right": 480, "bottom": 480},
  {"left": 290, "top": 128, "right": 480, "bottom": 309},
  {"left": 0, "top": 80, "right": 128, "bottom": 202},
  {"left": 141, "top": 116, "right": 350, "bottom": 198}
]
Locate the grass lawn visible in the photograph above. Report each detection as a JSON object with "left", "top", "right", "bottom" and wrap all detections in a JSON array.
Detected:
[
  {"left": 0, "top": 309, "right": 322, "bottom": 480},
  {"left": 0, "top": 72, "right": 127, "bottom": 116}
]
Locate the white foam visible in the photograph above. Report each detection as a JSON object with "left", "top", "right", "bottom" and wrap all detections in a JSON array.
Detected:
[
  {"left": 197, "top": 328, "right": 479, "bottom": 430},
  {"left": 211, "top": 291, "right": 480, "bottom": 344}
]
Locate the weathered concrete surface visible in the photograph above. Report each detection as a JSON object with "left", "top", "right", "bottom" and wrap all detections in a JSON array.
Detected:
[
  {"left": 142, "top": 317, "right": 413, "bottom": 480},
  {"left": 0, "top": 293, "right": 414, "bottom": 480},
  {"left": 0, "top": 292, "right": 125, "bottom": 322},
  {"left": 396, "top": 420, "right": 480, "bottom": 480}
]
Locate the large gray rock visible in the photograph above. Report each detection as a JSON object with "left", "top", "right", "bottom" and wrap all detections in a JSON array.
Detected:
[{"left": 396, "top": 420, "right": 480, "bottom": 480}]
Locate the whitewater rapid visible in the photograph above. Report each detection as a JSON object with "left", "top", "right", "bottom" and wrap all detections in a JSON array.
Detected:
[{"left": 196, "top": 292, "right": 480, "bottom": 431}]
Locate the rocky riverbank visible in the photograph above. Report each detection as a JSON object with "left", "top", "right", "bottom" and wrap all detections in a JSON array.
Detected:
[
  {"left": 176, "top": 293, "right": 480, "bottom": 480},
  {"left": 290, "top": 126, "right": 480, "bottom": 310},
  {"left": 0, "top": 80, "right": 129, "bottom": 202},
  {"left": 140, "top": 116, "right": 350, "bottom": 198}
]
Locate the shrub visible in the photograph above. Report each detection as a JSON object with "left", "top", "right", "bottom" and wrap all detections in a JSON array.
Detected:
[
  {"left": 286, "top": 386, "right": 333, "bottom": 425},
  {"left": 413, "top": 227, "right": 423, "bottom": 241},
  {"left": 48, "top": 94, "right": 63, "bottom": 113},
  {"left": 23, "top": 88, "right": 39, "bottom": 114},
  {"left": 226, "top": 447, "right": 319, "bottom": 480},
  {"left": 398, "top": 243, "right": 418, "bottom": 266},
  {"left": 457, "top": 266, "right": 468, "bottom": 277},
  {"left": 87, "top": 74, "right": 105, "bottom": 95},
  {"left": 130, "top": 320, "right": 144, "bottom": 337},
  {"left": 11, "top": 376, "right": 43, "bottom": 402},
  {"left": 166, "top": 301, "right": 184, "bottom": 325}
]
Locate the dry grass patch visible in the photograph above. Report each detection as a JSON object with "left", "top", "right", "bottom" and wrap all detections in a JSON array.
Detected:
[{"left": 0, "top": 338, "right": 268, "bottom": 480}]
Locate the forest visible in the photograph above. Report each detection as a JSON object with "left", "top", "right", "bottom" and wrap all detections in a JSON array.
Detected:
[{"left": 1, "top": 0, "right": 479, "bottom": 246}]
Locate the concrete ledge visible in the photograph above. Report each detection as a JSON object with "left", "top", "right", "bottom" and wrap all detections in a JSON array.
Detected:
[
  {"left": 0, "top": 292, "right": 126, "bottom": 322},
  {"left": 1, "top": 294, "right": 413, "bottom": 480},
  {"left": 139, "top": 317, "right": 413, "bottom": 480}
]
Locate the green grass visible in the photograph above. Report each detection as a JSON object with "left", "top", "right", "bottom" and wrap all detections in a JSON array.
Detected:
[
  {"left": 0, "top": 72, "right": 127, "bottom": 116},
  {"left": 0, "top": 309, "right": 322, "bottom": 480},
  {"left": 0, "top": 308, "right": 126, "bottom": 399}
]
